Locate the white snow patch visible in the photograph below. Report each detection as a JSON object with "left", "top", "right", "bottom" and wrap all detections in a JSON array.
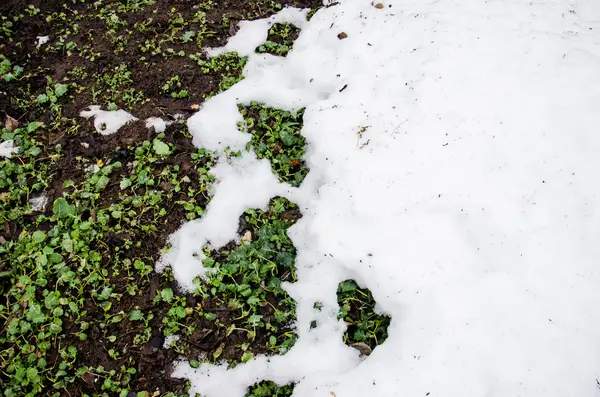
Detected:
[
  {"left": 36, "top": 36, "right": 49, "bottom": 48},
  {"left": 0, "top": 140, "right": 18, "bottom": 158},
  {"left": 163, "top": 2, "right": 600, "bottom": 397},
  {"left": 29, "top": 195, "right": 48, "bottom": 211},
  {"left": 163, "top": 335, "right": 180, "bottom": 349},
  {"left": 145, "top": 117, "right": 171, "bottom": 133},
  {"left": 206, "top": 7, "right": 309, "bottom": 57},
  {"left": 80, "top": 106, "right": 137, "bottom": 135},
  {"left": 84, "top": 164, "right": 100, "bottom": 174}
]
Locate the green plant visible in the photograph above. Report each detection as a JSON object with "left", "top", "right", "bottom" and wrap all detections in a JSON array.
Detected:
[
  {"left": 162, "top": 75, "right": 189, "bottom": 98},
  {"left": 337, "top": 280, "right": 391, "bottom": 353},
  {"left": 246, "top": 380, "right": 295, "bottom": 397},
  {"left": 239, "top": 102, "right": 308, "bottom": 186},
  {"left": 255, "top": 23, "right": 301, "bottom": 56}
]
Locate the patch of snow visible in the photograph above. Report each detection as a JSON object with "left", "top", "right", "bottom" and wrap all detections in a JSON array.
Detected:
[
  {"left": 80, "top": 105, "right": 137, "bottom": 135},
  {"left": 80, "top": 142, "right": 90, "bottom": 149},
  {"left": 206, "top": 7, "right": 309, "bottom": 58},
  {"left": 0, "top": 140, "right": 18, "bottom": 158},
  {"left": 36, "top": 36, "right": 49, "bottom": 48},
  {"left": 164, "top": 2, "right": 600, "bottom": 397},
  {"left": 84, "top": 164, "right": 100, "bottom": 174},
  {"left": 35, "top": 36, "right": 50, "bottom": 48},
  {"left": 29, "top": 195, "right": 48, "bottom": 211},
  {"left": 145, "top": 117, "right": 171, "bottom": 133},
  {"left": 163, "top": 335, "right": 180, "bottom": 349}
]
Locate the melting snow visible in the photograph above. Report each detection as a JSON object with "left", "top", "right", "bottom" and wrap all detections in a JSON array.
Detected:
[
  {"left": 36, "top": 36, "right": 49, "bottom": 48},
  {"left": 29, "top": 195, "right": 48, "bottom": 211},
  {"left": 80, "top": 106, "right": 137, "bottom": 135},
  {"left": 161, "top": 0, "right": 600, "bottom": 396},
  {"left": 0, "top": 140, "right": 19, "bottom": 158}
]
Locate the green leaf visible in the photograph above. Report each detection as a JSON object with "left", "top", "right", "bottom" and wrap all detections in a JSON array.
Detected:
[
  {"left": 37, "top": 93, "right": 48, "bottom": 104},
  {"left": 173, "top": 306, "right": 186, "bottom": 319},
  {"left": 129, "top": 310, "right": 143, "bottom": 321},
  {"left": 27, "top": 303, "right": 46, "bottom": 324},
  {"left": 53, "top": 198, "right": 73, "bottom": 219},
  {"left": 160, "top": 288, "right": 173, "bottom": 303},
  {"left": 120, "top": 178, "right": 132, "bottom": 190},
  {"left": 32, "top": 230, "right": 46, "bottom": 244},
  {"left": 54, "top": 83, "right": 68, "bottom": 97},
  {"left": 45, "top": 292, "right": 60, "bottom": 309},
  {"left": 240, "top": 351, "right": 254, "bottom": 363},
  {"left": 61, "top": 237, "right": 74, "bottom": 253},
  {"left": 153, "top": 139, "right": 171, "bottom": 156}
]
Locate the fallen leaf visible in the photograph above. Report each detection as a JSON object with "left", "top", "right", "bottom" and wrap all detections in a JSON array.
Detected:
[
  {"left": 96, "top": 159, "right": 104, "bottom": 168},
  {"left": 5, "top": 115, "right": 18, "bottom": 132},
  {"left": 330, "top": 392, "right": 337, "bottom": 397},
  {"left": 374, "top": 3, "right": 385, "bottom": 9},
  {"left": 338, "top": 32, "right": 348, "bottom": 40}
]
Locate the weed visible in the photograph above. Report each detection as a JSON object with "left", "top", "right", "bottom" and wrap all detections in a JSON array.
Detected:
[
  {"left": 337, "top": 280, "right": 391, "bottom": 353},
  {"left": 246, "top": 380, "right": 295, "bottom": 396},
  {"left": 239, "top": 102, "right": 308, "bottom": 187}
]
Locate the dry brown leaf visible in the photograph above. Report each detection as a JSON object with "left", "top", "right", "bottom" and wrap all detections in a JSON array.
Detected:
[
  {"left": 374, "top": 3, "right": 385, "bottom": 9},
  {"left": 338, "top": 32, "right": 348, "bottom": 40},
  {"left": 5, "top": 115, "right": 18, "bottom": 132}
]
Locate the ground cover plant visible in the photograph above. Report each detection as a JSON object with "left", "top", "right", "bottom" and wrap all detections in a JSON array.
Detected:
[
  {"left": 337, "top": 280, "right": 391, "bottom": 356},
  {"left": 238, "top": 102, "right": 308, "bottom": 187},
  {"left": 0, "top": 0, "right": 323, "bottom": 396},
  {"left": 255, "top": 23, "right": 301, "bottom": 56}
]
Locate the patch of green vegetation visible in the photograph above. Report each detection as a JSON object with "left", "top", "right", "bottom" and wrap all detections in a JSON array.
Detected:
[
  {"left": 166, "top": 198, "right": 300, "bottom": 365},
  {"left": 238, "top": 102, "right": 308, "bottom": 187},
  {"left": 0, "top": 125, "right": 214, "bottom": 396},
  {"left": 337, "top": 280, "right": 391, "bottom": 353},
  {"left": 255, "top": 23, "right": 301, "bottom": 56},
  {"left": 93, "top": 64, "right": 148, "bottom": 109},
  {"left": 0, "top": 121, "right": 55, "bottom": 229},
  {"left": 162, "top": 74, "right": 189, "bottom": 99},
  {"left": 191, "top": 52, "right": 249, "bottom": 93},
  {"left": 246, "top": 380, "right": 295, "bottom": 397}
]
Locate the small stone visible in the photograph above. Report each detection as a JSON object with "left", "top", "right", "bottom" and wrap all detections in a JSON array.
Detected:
[
  {"left": 337, "top": 32, "right": 348, "bottom": 40},
  {"left": 374, "top": 3, "right": 385, "bottom": 9},
  {"left": 241, "top": 230, "right": 252, "bottom": 242},
  {"left": 350, "top": 342, "right": 373, "bottom": 356}
]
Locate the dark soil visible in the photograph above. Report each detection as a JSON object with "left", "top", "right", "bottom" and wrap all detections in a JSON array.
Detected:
[{"left": 0, "top": 0, "right": 321, "bottom": 395}]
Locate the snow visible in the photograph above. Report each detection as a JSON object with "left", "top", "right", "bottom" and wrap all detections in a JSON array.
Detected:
[
  {"left": 79, "top": 106, "right": 137, "bottom": 135},
  {"left": 0, "top": 140, "right": 18, "bottom": 158},
  {"left": 35, "top": 36, "right": 49, "bottom": 48},
  {"left": 164, "top": 334, "right": 180, "bottom": 349},
  {"left": 161, "top": 1, "right": 600, "bottom": 396},
  {"left": 29, "top": 195, "right": 48, "bottom": 211},
  {"left": 145, "top": 117, "right": 170, "bottom": 133}
]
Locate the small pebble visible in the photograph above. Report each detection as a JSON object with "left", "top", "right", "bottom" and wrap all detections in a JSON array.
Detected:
[{"left": 338, "top": 32, "right": 348, "bottom": 39}]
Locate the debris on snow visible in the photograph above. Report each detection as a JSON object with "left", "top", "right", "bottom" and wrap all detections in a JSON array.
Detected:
[{"left": 80, "top": 105, "right": 137, "bottom": 135}]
